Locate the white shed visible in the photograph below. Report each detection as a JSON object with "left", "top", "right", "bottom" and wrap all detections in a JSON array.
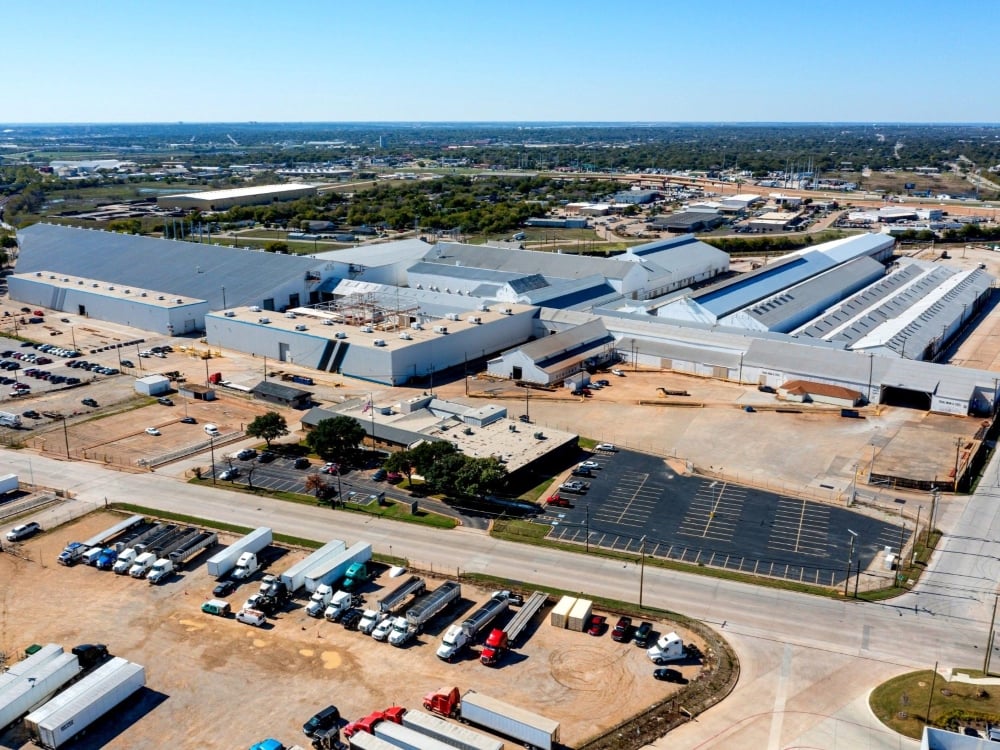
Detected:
[{"left": 134, "top": 374, "right": 171, "bottom": 397}]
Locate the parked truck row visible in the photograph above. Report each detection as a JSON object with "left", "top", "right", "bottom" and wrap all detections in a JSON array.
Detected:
[{"left": 423, "top": 687, "right": 560, "bottom": 750}]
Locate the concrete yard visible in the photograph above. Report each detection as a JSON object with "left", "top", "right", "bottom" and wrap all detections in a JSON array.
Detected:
[{"left": 0, "top": 512, "right": 704, "bottom": 749}]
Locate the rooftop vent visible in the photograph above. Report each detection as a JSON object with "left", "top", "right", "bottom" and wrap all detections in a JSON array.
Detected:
[
  {"left": 249, "top": 305, "right": 262, "bottom": 312},
  {"left": 285, "top": 312, "right": 297, "bottom": 319},
  {"left": 157, "top": 295, "right": 165, "bottom": 300},
  {"left": 335, "top": 331, "right": 347, "bottom": 339},
  {"left": 360, "top": 325, "right": 373, "bottom": 333},
  {"left": 478, "top": 303, "right": 490, "bottom": 312},
  {"left": 433, "top": 325, "right": 448, "bottom": 335},
  {"left": 294, "top": 324, "right": 307, "bottom": 331},
  {"left": 468, "top": 316, "right": 482, "bottom": 324},
  {"left": 224, "top": 310, "right": 236, "bottom": 317},
  {"left": 399, "top": 332, "right": 412, "bottom": 340},
  {"left": 446, "top": 313, "right": 460, "bottom": 321},
  {"left": 108, "top": 286, "right": 115, "bottom": 290},
  {"left": 501, "top": 307, "right": 513, "bottom": 315},
  {"left": 258, "top": 317, "right": 271, "bottom": 324},
  {"left": 410, "top": 322, "right": 423, "bottom": 330},
  {"left": 140, "top": 292, "right": 147, "bottom": 297},
  {"left": 321, "top": 319, "right": 334, "bottom": 326},
  {"left": 36, "top": 272, "right": 42, "bottom": 277},
  {"left": 373, "top": 339, "right": 386, "bottom": 347},
  {"left": 48, "top": 274, "right": 55, "bottom": 279},
  {"left": 92, "top": 283, "right": 99, "bottom": 288}
]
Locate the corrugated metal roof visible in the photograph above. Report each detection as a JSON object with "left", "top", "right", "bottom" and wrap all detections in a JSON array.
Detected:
[
  {"left": 251, "top": 381, "right": 311, "bottom": 400},
  {"left": 16, "top": 223, "right": 330, "bottom": 310},
  {"left": 311, "top": 238, "right": 431, "bottom": 267},
  {"left": 408, "top": 261, "right": 525, "bottom": 284},
  {"left": 616, "top": 336, "right": 743, "bottom": 369},
  {"left": 735, "top": 256, "right": 885, "bottom": 331},
  {"left": 515, "top": 319, "right": 612, "bottom": 363},
  {"left": 424, "top": 242, "right": 635, "bottom": 281}
]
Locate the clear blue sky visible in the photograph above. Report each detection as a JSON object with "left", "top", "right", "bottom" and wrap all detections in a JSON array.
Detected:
[{"left": 7, "top": 0, "right": 998, "bottom": 123}]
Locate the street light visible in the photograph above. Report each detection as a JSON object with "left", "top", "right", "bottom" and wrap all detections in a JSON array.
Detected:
[
  {"left": 638, "top": 535, "right": 647, "bottom": 609},
  {"left": 209, "top": 434, "right": 216, "bottom": 485},
  {"left": 845, "top": 529, "right": 858, "bottom": 598}
]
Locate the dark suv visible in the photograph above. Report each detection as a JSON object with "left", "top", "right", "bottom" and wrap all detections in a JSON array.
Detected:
[
  {"left": 612, "top": 616, "right": 633, "bottom": 643},
  {"left": 303, "top": 705, "right": 340, "bottom": 738},
  {"left": 634, "top": 621, "right": 654, "bottom": 647}
]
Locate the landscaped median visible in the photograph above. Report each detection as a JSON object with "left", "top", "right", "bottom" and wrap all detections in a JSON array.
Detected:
[{"left": 870, "top": 668, "right": 1000, "bottom": 739}]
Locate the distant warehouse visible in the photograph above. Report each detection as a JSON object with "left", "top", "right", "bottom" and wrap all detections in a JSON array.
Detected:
[{"left": 156, "top": 183, "right": 316, "bottom": 211}]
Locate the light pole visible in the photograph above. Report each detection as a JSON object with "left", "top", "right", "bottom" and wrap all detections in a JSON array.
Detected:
[
  {"left": 61, "top": 417, "right": 70, "bottom": 458},
  {"left": 638, "top": 535, "right": 647, "bottom": 609},
  {"left": 866, "top": 352, "right": 875, "bottom": 404},
  {"left": 585, "top": 505, "right": 590, "bottom": 554},
  {"left": 221, "top": 286, "right": 227, "bottom": 310},
  {"left": 209, "top": 434, "right": 216, "bottom": 485},
  {"left": 845, "top": 529, "right": 858, "bottom": 598}
]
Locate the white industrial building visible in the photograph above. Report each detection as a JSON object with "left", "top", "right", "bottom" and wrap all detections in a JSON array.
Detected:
[
  {"left": 156, "top": 183, "right": 316, "bottom": 211},
  {"left": 487, "top": 319, "right": 616, "bottom": 384},
  {"left": 308, "top": 239, "right": 431, "bottom": 286},
  {"left": 719, "top": 193, "right": 762, "bottom": 212},
  {"left": 8, "top": 271, "right": 208, "bottom": 335},
  {"left": 206, "top": 298, "right": 536, "bottom": 386}
]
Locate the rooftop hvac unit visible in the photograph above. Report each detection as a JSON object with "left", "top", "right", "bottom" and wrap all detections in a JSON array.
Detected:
[
  {"left": 285, "top": 312, "right": 297, "bottom": 319},
  {"left": 108, "top": 286, "right": 114, "bottom": 290},
  {"left": 501, "top": 307, "right": 513, "bottom": 315},
  {"left": 373, "top": 339, "right": 386, "bottom": 347},
  {"left": 478, "top": 303, "right": 490, "bottom": 312},
  {"left": 360, "top": 325, "right": 373, "bottom": 333},
  {"left": 468, "top": 316, "right": 482, "bottom": 324},
  {"left": 78, "top": 281, "right": 84, "bottom": 285},
  {"left": 224, "top": 311, "right": 236, "bottom": 317},
  {"left": 335, "top": 331, "right": 347, "bottom": 339},
  {"left": 258, "top": 317, "right": 271, "bottom": 324},
  {"left": 399, "top": 332, "right": 412, "bottom": 340},
  {"left": 124, "top": 289, "right": 130, "bottom": 294},
  {"left": 410, "top": 322, "right": 423, "bottom": 330},
  {"left": 157, "top": 295, "right": 165, "bottom": 300},
  {"left": 250, "top": 305, "right": 262, "bottom": 312},
  {"left": 174, "top": 298, "right": 183, "bottom": 304},
  {"left": 446, "top": 313, "right": 460, "bottom": 321},
  {"left": 295, "top": 324, "right": 307, "bottom": 331},
  {"left": 35, "top": 272, "right": 42, "bottom": 277},
  {"left": 433, "top": 325, "right": 448, "bottom": 334},
  {"left": 322, "top": 319, "right": 334, "bottom": 326},
  {"left": 48, "top": 274, "right": 55, "bottom": 279},
  {"left": 62, "top": 278, "right": 69, "bottom": 282},
  {"left": 140, "top": 292, "right": 147, "bottom": 297}
]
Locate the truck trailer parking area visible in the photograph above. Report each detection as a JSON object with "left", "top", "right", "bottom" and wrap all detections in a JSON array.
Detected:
[
  {"left": 545, "top": 448, "right": 907, "bottom": 586},
  {"left": 0, "top": 512, "right": 700, "bottom": 749}
]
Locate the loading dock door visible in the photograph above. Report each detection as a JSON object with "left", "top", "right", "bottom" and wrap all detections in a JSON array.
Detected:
[{"left": 879, "top": 385, "right": 931, "bottom": 411}]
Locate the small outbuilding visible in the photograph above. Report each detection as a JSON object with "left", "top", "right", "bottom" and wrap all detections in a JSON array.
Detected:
[
  {"left": 250, "top": 381, "right": 313, "bottom": 409},
  {"left": 778, "top": 379, "right": 863, "bottom": 407},
  {"left": 134, "top": 375, "right": 171, "bottom": 397},
  {"left": 178, "top": 383, "right": 216, "bottom": 401}
]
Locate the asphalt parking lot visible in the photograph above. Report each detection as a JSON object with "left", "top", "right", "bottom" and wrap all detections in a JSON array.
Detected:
[{"left": 544, "top": 448, "right": 906, "bottom": 586}]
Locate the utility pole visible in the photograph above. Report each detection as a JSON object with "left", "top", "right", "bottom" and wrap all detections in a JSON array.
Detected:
[
  {"left": 61, "top": 417, "right": 70, "bottom": 458},
  {"left": 585, "top": 505, "right": 590, "bottom": 554},
  {"left": 209, "top": 434, "right": 216, "bottom": 485},
  {"left": 985, "top": 596, "right": 998, "bottom": 675},
  {"left": 925, "top": 662, "right": 938, "bottom": 725},
  {"left": 845, "top": 529, "right": 857, "bottom": 598},
  {"left": 638, "top": 536, "right": 647, "bottom": 609}
]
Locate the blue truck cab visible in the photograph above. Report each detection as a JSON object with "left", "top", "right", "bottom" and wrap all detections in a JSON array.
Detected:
[
  {"left": 95, "top": 547, "right": 118, "bottom": 570},
  {"left": 249, "top": 740, "right": 284, "bottom": 750}
]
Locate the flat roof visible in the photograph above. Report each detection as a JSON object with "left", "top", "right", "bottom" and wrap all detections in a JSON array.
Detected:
[
  {"left": 158, "top": 183, "right": 314, "bottom": 201},
  {"left": 11, "top": 270, "right": 204, "bottom": 308},
  {"left": 211, "top": 301, "right": 535, "bottom": 352}
]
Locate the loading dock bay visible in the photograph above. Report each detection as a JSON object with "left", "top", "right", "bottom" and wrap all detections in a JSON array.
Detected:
[{"left": 546, "top": 449, "right": 906, "bottom": 586}]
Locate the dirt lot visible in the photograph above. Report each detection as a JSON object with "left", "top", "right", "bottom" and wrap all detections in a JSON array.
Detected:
[{"left": 0, "top": 512, "right": 703, "bottom": 749}]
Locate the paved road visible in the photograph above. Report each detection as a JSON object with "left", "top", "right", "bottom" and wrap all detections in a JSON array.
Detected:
[{"left": 4, "top": 450, "right": 998, "bottom": 749}]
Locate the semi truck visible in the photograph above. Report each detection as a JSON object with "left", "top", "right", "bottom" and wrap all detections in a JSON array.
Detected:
[
  {"left": 377, "top": 575, "right": 426, "bottom": 614},
  {"left": 24, "top": 657, "right": 146, "bottom": 750},
  {"left": 81, "top": 514, "right": 145, "bottom": 551},
  {"left": 306, "top": 584, "right": 335, "bottom": 617},
  {"left": 303, "top": 541, "right": 372, "bottom": 594},
  {"left": 0, "top": 472, "right": 19, "bottom": 493},
  {"left": 481, "top": 590, "right": 548, "bottom": 666},
  {"left": 341, "top": 560, "right": 374, "bottom": 592},
  {"left": 231, "top": 551, "right": 262, "bottom": 580},
  {"left": 0, "top": 643, "right": 64, "bottom": 691},
  {"left": 0, "top": 652, "right": 80, "bottom": 730},
  {"left": 95, "top": 548, "right": 118, "bottom": 570},
  {"left": 646, "top": 631, "right": 685, "bottom": 663},
  {"left": 129, "top": 551, "right": 157, "bottom": 578},
  {"left": 278, "top": 538, "right": 345, "bottom": 592},
  {"left": 113, "top": 524, "right": 177, "bottom": 573},
  {"left": 57, "top": 542, "right": 88, "bottom": 566},
  {"left": 390, "top": 581, "right": 461, "bottom": 646},
  {"left": 323, "top": 590, "right": 355, "bottom": 622},
  {"left": 374, "top": 720, "right": 453, "bottom": 750},
  {"left": 437, "top": 591, "right": 512, "bottom": 661},
  {"left": 399, "top": 708, "right": 502, "bottom": 750},
  {"left": 168, "top": 531, "right": 218, "bottom": 566},
  {"left": 205, "top": 526, "right": 272, "bottom": 579},
  {"left": 423, "top": 688, "right": 559, "bottom": 750}
]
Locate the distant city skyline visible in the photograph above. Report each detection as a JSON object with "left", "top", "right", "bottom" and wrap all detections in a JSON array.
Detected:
[{"left": 7, "top": 0, "right": 999, "bottom": 123}]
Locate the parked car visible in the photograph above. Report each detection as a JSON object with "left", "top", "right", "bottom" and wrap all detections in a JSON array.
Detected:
[
  {"left": 144, "top": 427, "right": 161, "bottom": 436},
  {"left": 180, "top": 416, "right": 197, "bottom": 424},
  {"left": 294, "top": 457, "right": 311, "bottom": 469},
  {"left": 371, "top": 468, "right": 387, "bottom": 481},
  {"left": 120, "top": 360, "right": 135, "bottom": 368},
  {"left": 157, "top": 397, "right": 174, "bottom": 406},
  {"left": 546, "top": 494, "right": 571, "bottom": 507},
  {"left": 204, "top": 424, "right": 220, "bottom": 436},
  {"left": 322, "top": 462, "right": 339, "bottom": 474},
  {"left": 634, "top": 621, "right": 654, "bottom": 647},
  {"left": 579, "top": 460, "right": 600, "bottom": 470},
  {"left": 386, "top": 472, "right": 403, "bottom": 484},
  {"left": 653, "top": 668, "right": 688, "bottom": 684},
  {"left": 612, "top": 616, "right": 633, "bottom": 643},
  {"left": 587, "top": 615, "right": 607, "bottom": 636},
  {"left": 559, "top": 480, "right": 589, "bottom": 494},
  {"left": 219, "top": 468, "right": 240, "bottom": 481},
  {"left": 595, "top": 379, "right": 610, "bottom": 387},
  {"left": 595, "top": 443, "right": 617, "bottom": 452},
  {"left": 257, "top": 451, "right": 276, "bottom": 463},
  {"left": 81, "top": 398, "right": 98, "bottom": 407},
  {"left": 213, "top": 579, "right": 237, "bottom": 597},
  {"left": 6, "top": 522, "right": 41, "bottom": 541},
  {"left": 236, "top": 448, "right": 257, "bottom": 460},
  {"left": 611, "top": 369, "right": 625, "bottom": 376}
]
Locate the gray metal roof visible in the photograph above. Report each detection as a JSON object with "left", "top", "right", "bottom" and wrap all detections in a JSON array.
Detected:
[
  {"left": 737, "top": 256, "right": 885, "bottom": 331},
  {"left": 424, "top": 242, "right": 634, "bottom": 281},
  {"left": 407, "top": 261, "right": 526, "bottom": 285},
  {"left": 522, "top": 275, "right": 621, "bottom": 310},
  {"left": 251, "top": 381, "right": 311, "bottom": 400},
  {"left": 311, "top": 238, "right": 431, "bottom": 267},
  {"left": 616, "top": 336, "right": 743, "bottom": 369},
  {"left": 627, "top": 235, "right": 704, "bottom": 257},
  {"left": 514, "top": 319, "right": 612, "bottom": 363},
  {"left": 301, "top": 406, "right": 443, "bottom": 447},
  {"left": 654, "top": 211, "right": 725, "bottom": 228},
  {"left": 16, "top": 223, "right": 330, "bottom": 310}
]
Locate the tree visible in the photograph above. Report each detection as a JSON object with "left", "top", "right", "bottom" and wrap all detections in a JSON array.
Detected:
[
  {"left": 409, "top": 441, "right": 458, "bottom": 475},
  {"left": 306, "top": 416, "right": 366, "bottom": 463},
  {"left": 384, "top": 449, "right": 416, "bottom": 484},
  {"left": 423, "top": 452, "right": 468, "bottom": 496},
  {"left": 304, "top": 472, "right": 329, "bottom": 501},
  {"left": 245, "top": 411, "right": 288, "bottom": 447}
]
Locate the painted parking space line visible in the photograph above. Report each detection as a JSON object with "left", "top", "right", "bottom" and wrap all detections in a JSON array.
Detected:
[{"left": 767, "top": 499, "right": 831, "bottom": 557}]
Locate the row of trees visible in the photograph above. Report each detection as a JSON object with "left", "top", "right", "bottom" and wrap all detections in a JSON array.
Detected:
[{"left": 382, "top": 441, "right": 508, "bottom": 498}]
